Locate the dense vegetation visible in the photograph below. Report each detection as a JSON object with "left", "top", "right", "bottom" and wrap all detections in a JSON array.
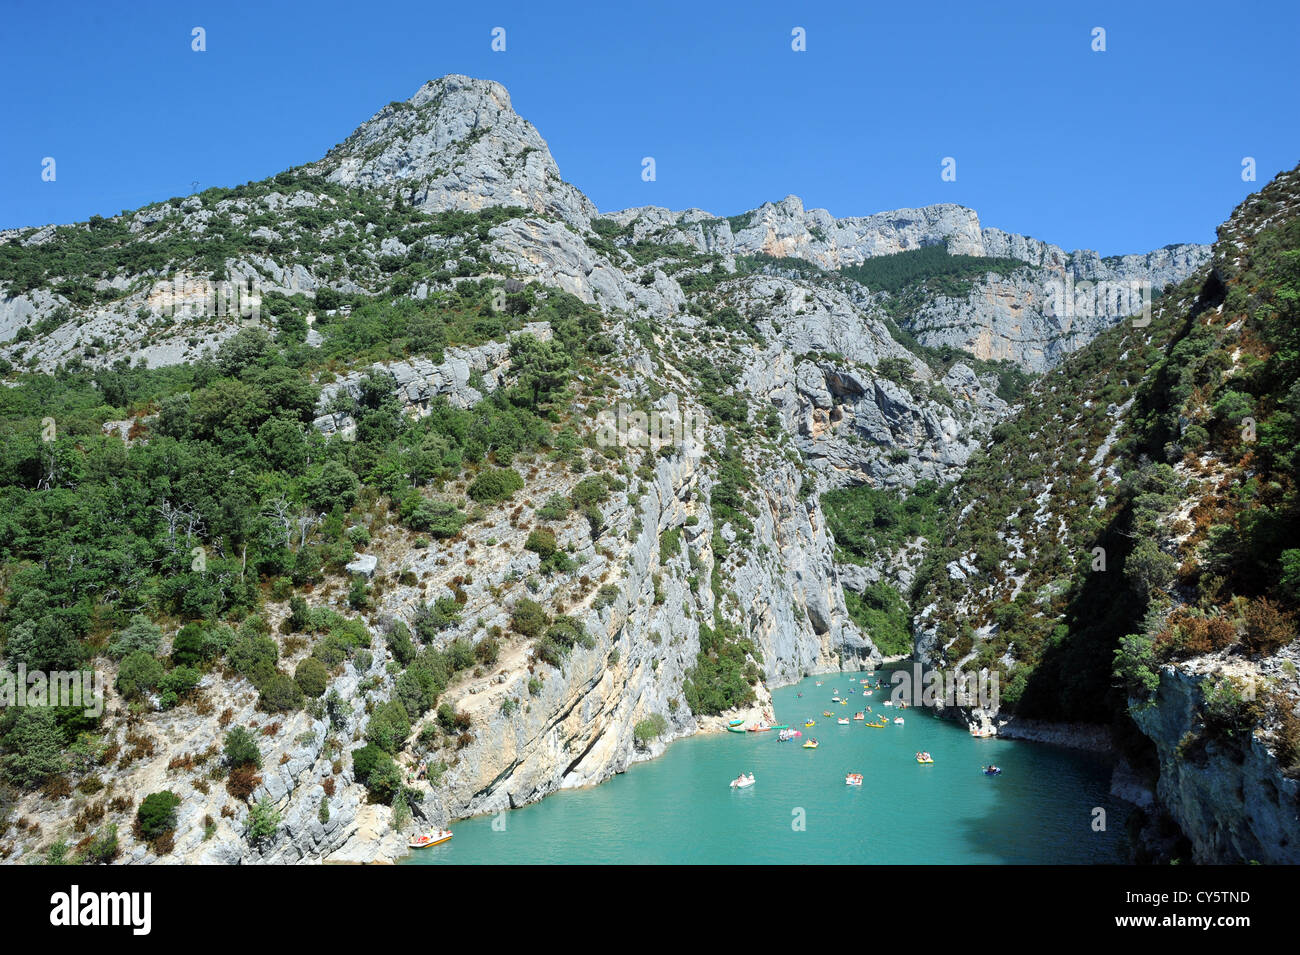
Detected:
[
  {"left": 822, "top": 480, "right": 946, "bottom": 656},
  {"left": 839, "top": 245, "right": 1026, "bottom": 297},
  {"left": 914, "top": 167, "right": 1300, "bottom": 755},
  {"left": 0, "top": 266, "right": 618, "bottom": 824}
]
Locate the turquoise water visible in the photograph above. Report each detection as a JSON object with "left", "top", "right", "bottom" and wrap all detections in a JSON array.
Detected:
[{"left": 405, "top": 668, "right": 1130, "bottom": 864}]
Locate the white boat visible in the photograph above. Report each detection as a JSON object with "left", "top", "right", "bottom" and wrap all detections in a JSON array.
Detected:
[
  {"left": 883, "top": 700, "right": 894, "bottom": 706},
  {"left": 409, "top": 829, "right": 453, "bottom": 849},
  {"left": 837, "top": 718, "right": 850, "bottom": 725},
  {"left": 730, "top": 773, "right": 756, "bottom": 789},
  {"left": 894, "top": 717, "right": 904, "bottom": 725}
]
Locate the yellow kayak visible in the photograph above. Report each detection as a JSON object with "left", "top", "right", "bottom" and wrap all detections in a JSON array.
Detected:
[{"left": 802, "top": 740, "right": 819, "bottom": 749}]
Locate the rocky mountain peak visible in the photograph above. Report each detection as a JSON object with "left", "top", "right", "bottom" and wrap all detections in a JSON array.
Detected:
[{"left": 317, "top": 74, "right": 595, "bottom": 228}]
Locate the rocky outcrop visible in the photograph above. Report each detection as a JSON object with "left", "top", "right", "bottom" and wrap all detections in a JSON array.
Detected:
[
  {"left": 606, "top": 196, "right": 1211, "bottom": 373},
  {"left": 317, "top": 75, "right": 595, "bottom": 230},
  {"left": 311, "top": 322, "right": 552, "bottom": 435},
  {"left": 1129, "top": 667, "right": 1300, "bottom": 864}
]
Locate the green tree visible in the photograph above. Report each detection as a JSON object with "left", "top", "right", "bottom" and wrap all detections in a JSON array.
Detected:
[
  {"left": 508, "top": 334, "right": 571, "bottom": 408},
  {"left": 223, "top": 726, "right": 262, "bottom": 769},
  {"left": 1, "top": 708, "right": 67, "bottom": 789},
  {"left": 116, "top": 650, "right": 164, "bottom": 699}
]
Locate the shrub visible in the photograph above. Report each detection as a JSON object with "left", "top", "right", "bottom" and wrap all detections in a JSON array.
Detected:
[
  {"left": 474, "top": 634, "right": 500, "bottom": 665},
  {"left": 633, "top": 714, "right": 669, "bottom": 747},
  {"left": 525, "top": 527, "right": 557, "bottom": 558},
  {"left": 386, "top": 621, "right": 415, "bottom": 666},
  {"left": 226, "top": 765, "right": 262, "bottom": 800},
  {"left": 366, "top": 700, "right": 411, "bottom": 753},
  {"left": 170, "top": 622, "right": 208, "bottom": 667},
  {"left": 136, "top": 791, "right": 181, "bottom": 840},
  {"left": 107, "top": 616, "right": 163, "bottom": 659},
  {"left": 570, "top": 475, "right": 610, "bottom": 508},
  {"left": 1242, "top": 598, "right": 1295, "bottom": 656},
  {"left": 258, "top": 673, "right": 304, "bottom": 712},
  {"left": 467, "top": 468, "right": 524, "bottom": 503},
  {"left": 511, "top": 598, "right": 548, "bottom": 638},
  {"left": 116, "top": 650, "right": 164, "bottom": 699},
  {"left": 223, "top": 726, "right": 262, "bottom": 769},
  {"left": 536, "top": 494, "right": 571, "bottom": 521},
  {"left": 294, "top": 657, "right": 330, "bottom": 698},
  {"left": 1202, "top": 678, "right": 1264, "bottom": 737},
  {"left": 246, "top": 797, "right": 280, "bottom": 844},
  {"left": 403, "top": 498, "right": 466, "bottom": 537},
  {"left": 75, "top": 824, "right": 119, "bottom": 864}
]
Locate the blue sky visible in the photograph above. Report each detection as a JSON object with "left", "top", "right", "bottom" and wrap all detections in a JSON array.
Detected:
[{"left": 1, "top": 0, "right": 1297, "bottom": 255}]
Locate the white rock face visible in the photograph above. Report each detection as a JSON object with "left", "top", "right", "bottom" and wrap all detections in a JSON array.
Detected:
[
  {"left": 318, "top": 75, "right": 595, "bottom": 230},
  {"left": 605, "top": 197, "right": 1211, "bottom": 372}
]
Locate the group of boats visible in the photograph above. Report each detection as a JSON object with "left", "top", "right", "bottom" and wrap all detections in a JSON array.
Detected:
[{"left": 725, "top": 675, "right": 1008, "bottom": 788}]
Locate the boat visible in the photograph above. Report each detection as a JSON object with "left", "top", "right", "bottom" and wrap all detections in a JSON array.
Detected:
[
  {"left": 837, "top": 718, "right": 850, "bottom": 725},
  {"left": 831, "top": 696, "right": 842, "bottom": 703},
  {"left": 747, "top": 724, "right": 772, "bottom": 733},
  {"left": 727, "top": 718, "right": 745, "bottom": 726},
  {"left": 845, "top": 773, "right": 863, "bottom": 786},
  {"left": 727, "top": 724, "right": 747, "bottom": 733},
  {"left": 882, "top": 700, "right": 893, "bottom": 707},
  {"left": 802, "top": 739, "right": 819, "bottom": 749},
  {"left": 778, "top": 729, "right": 803, "bottom": 741},
  {"left": 771, "top": 724, "right": 789, "bottom": 731},
  {"left": 409, "top": 829, "right": 453, "bottom": 849},
  {"left": 815, "top": 681, "right": 823, "bottom": 686},
  {"left": 916, "top": 752, "right": 934, "bottom": 764},
  {"left": 823, "top": 710, "right": 834, "bottom": 717},
  {"left": 804, "top": 720, "right": 816, "bottom": 727},
  {"left": 865, "top": 719, "right": 888, "bottom": 728},
  {"left": 894, "top": 717, "right": 904, "bottom": 725},
  {"left": 853, "top": 712, "right": 865, "bottom": 721},
  {"left": 970, "top": 726, "right": 996, "bottom": 738},
  {"left": 730, "top": 773, "right": 756, "bottom": 789},
  {"left": 983, "top": 766, "right": 1002, "bottom": 776}
]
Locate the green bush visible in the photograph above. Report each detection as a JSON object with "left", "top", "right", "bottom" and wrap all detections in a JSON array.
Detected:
[
  {"left": 536, "top": 494, "right": 571, "bottom": 521},
  {"left": 116, "top": 650, "right": 164, "bottom": 699},
  {"left": 294, "top": 657, "right": 330, "bottom": 698},
  {"left": 258, "top": 673, "right": 304, "bottom": 712},
  {"left": 170, "top": 622, "right": 208, "bottom": 667},
  {"left": 108, "top": 616, "right": 163, "bottom": 660},
  {"left": 366, "top": 700, "right": 411, "bottom": 753},
  {"left": 467, "top": 468, "right": 523, "bottom": 503},
  {"left": 136, "top": 791, "right": 181, "bottom": 839},
  {"left": 633, "top": 714, "right": 669, "bottom": 747},
  {"left": 511, "top": 598, "right": 549, "bottom": 638},
  {"left": 247, "top": 797, "right": 281, "bottom": 844},
  {"left": 525, "top": 527, "right": 557, "bottom": 557},
  {"left": 223, "top": 726, "right": 262, "bottom": 768}
]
